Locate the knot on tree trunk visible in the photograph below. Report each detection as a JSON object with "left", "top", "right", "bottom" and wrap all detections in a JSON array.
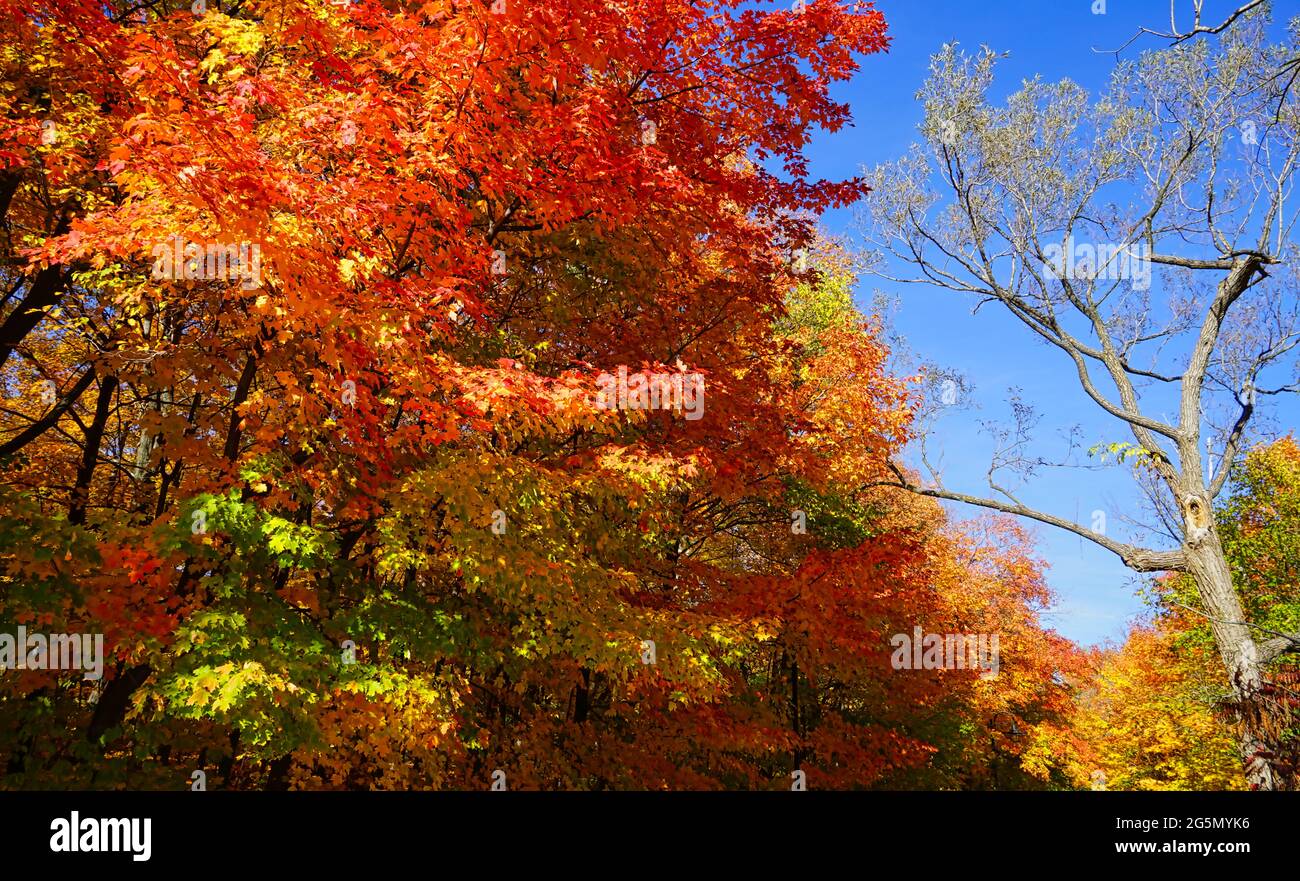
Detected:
[{"left": 1181, "top": 493, "right": 1212, "bottom": 546}]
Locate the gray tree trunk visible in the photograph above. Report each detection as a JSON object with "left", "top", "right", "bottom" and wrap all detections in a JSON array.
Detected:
[{"left": 1181, "top": 493, "right": 1276, "bottom": 790}]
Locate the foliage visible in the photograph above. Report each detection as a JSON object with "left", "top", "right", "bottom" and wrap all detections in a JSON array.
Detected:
[{"left": 0, "top": 0, "right": 1090, "bottom": 791}]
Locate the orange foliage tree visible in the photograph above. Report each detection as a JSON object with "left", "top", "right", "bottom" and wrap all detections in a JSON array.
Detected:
[{"left": 1, "top": 0, "right": 1079, "bottom": 789}]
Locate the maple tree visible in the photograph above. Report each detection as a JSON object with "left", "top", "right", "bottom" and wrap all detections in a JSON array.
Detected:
[
  {"left": 1064, "top": 626, "right": 1243, "bottom": 792},
  {"left": 0, "top": 0, "right": 1093, "bottom": 791}
]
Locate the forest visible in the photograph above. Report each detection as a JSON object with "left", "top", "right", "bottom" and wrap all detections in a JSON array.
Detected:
[{"left": 1, "top": 0, "right": 1297, "bottom": 793}]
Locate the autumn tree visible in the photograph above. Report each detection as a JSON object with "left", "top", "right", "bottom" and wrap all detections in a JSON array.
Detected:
[
  {"left": 0, "top": 0, "right": 930, "bottom": 790},
  {"left": 0, "top": 0, "right": 1093, "bottom": 791},
  {"left": 1068, "top": 625, "right": 1243, "bottom": 791}
]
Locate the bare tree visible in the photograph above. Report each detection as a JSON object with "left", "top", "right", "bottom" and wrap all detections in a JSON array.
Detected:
[
  {"left": 857, "top": 14, "right": 1300, "bottom": 788},
  {"left": 1105, "top": 0, "right": 1270, "bottom": 51}
]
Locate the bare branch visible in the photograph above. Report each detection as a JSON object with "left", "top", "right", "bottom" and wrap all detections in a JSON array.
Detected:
[{"left": 868, "top": 462, "right": 1187, "bottom": 573}]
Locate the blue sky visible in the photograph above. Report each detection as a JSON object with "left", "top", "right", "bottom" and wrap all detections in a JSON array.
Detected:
[{"left": 801, "top": 0, "right": 1300, "bottom": 647}]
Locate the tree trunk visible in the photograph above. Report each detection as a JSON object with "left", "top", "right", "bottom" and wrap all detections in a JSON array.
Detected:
[
  {"left": 572, "top": 667, "right": 591, "bottom": 724},
  {"left": 1182, "top": 514, "right": 1276, "bottom": 790},
  {"left": 0, "top": 210, "right": 74, "bottom": 370},
  {"left": 68, "top": 374, "right": 118, "bottom": 526}
]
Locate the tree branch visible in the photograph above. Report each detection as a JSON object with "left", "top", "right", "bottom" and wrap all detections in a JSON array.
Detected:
[{"left": 868, "top": 463, "right": 1187, "bottom": 573}]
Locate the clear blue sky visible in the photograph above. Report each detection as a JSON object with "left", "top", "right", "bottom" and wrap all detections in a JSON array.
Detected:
[{"left": 801, "top": 0, "right": 1300, "bottom": 647}]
